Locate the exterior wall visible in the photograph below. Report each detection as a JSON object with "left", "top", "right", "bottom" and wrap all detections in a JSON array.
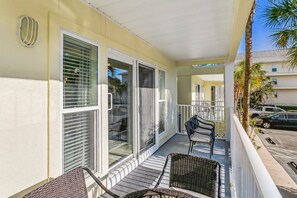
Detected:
[
  {"left": 177, "top": 76, "right": 191, "bottom": 104},
  {"left": 191, "top": 75, "right": 204, "bottom": 101},
  {"left": 261, "top": 62, "right": 297, "bottom": 105},
  {"left": 0, "top": 0, "right": 177, "bottom": 197},
  {"left": 266, "top": 89, "right": 297, "bottom": 105},
  {"left": 204, "top": 81, "right": 224, "bottom": 101}
]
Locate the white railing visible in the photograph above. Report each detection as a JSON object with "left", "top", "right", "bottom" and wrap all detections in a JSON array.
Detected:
[
  {"left": 176, "top": 104, "right": 225, "bottom": 138},
  {"left": 231, "top": 115, "right": 282, "bottom": 198},
  {"left": 192, "top": 100, "right": 224, "bottom": 107}
]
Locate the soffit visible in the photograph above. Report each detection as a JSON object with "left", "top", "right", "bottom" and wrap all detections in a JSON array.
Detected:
[{"left": 83, "top": 0, "right": 236, "bottom": 62}]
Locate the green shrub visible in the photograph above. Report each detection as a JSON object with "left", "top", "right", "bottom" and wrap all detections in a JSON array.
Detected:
[{"left": 277, "top": 106, "right": 297, "bottom": 111}]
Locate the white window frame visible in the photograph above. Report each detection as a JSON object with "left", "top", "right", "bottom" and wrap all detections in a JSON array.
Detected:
[
  {"left": 107, "top": 48, "right": 136, "bottom": 171},
  {"left": 158, "top": 69, "right": 167, "bottom": 136},
  {"left": 60, "top": 30, "right": 101, "bottom": 174}
]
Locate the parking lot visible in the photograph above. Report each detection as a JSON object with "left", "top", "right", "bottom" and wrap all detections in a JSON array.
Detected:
[{"left": 257, "top": 128, "right": 297, "bottom": 184}]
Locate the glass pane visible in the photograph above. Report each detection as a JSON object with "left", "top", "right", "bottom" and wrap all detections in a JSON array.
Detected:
[
  {"left": 139, "top": 64, "right": 155, "bottom": 151},
  {"left": 63, "top": 111, "right": 95, "bottom": 173},
  {"left": 159, "top": 101, "right": 165, "bottom": 134},
  {"left": 63, "top": 35, "right": 98, "bottom": 108},
  {"left": 108, "top": 58, "right": 133, "bottom": 167},
  {"left": 159, "top": 70, "right": 165, "bottom": 100}
]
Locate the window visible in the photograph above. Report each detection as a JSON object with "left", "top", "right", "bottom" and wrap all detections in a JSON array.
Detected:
[
  {"left": 196, "top": 84, "right": 200, "bottom": 101},
  {"left": 158, "top": 70, "right": 166, "bottom": 134},
  {"left": 265, "top": 107, "right": 275, "bottom": 112},
  {"left": 288, "top": 114, "right": 297, "bottom": 120},
  {"left": 62, "top": 34, "right": 99, "bottom": 173},
  {"left": 278, "top": 114, "right": 286, "bottom": 120},
  {"left": 272, "top": 65, "right": 277, "bottom": 72},
  {"left": 271, "top": 78, "right": 277, "bottom": 85}
]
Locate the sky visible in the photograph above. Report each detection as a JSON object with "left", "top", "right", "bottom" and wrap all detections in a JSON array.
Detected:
[{"left": 237, "top": 0, "right": 277, "bottom": 53}]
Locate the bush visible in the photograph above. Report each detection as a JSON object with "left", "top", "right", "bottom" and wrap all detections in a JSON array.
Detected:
[{"left": 277, "top": 106, "right": 297, "bottom": 111}]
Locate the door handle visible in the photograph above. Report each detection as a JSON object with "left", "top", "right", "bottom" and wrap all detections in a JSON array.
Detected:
[{"left": 108, "top": 93, "right": 113, "bottom": 110}]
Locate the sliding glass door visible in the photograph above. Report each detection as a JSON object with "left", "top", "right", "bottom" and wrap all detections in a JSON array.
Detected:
[
  {"left": 138, "top": 63, "right": 155, "bottom": 151},
  {"left": 108, "top": 58, "right": 133, "bottom": 167}
]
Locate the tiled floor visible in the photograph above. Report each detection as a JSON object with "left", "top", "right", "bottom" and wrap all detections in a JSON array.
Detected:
[{"left": 104, "top": 134, "right": 231, "bottom": 197}]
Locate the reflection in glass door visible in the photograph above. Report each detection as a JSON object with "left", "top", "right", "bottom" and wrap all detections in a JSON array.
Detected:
[
  {"left": 138, "top": 63, "right": 155, "bottom": 151},
  {"left": 108, "top": 58, "right": 133, "bottom": 167}
]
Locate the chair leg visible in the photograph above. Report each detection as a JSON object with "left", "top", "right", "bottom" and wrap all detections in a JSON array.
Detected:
[
  {"left": 191, "top": 141, "right": 194, "bottom": 152},
  {"left": 188, "top": 141, "right": 192, "bottom": 154}
]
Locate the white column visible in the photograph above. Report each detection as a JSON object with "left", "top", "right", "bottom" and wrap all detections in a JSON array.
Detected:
[{"left": 224, "top": 62, "right": 234, "bottom": 142}]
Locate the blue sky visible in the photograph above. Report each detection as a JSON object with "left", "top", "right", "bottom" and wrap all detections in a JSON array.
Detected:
[{"left": 237, "top": 0, "right": 277, "bottom": 53}]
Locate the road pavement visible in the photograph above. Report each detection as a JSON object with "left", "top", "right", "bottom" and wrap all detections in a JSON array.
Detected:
[{"left": 257, "top": 128, "right": 297, "bottom": 184}]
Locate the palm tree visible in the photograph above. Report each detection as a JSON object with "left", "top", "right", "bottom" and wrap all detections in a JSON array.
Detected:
[
  {"left": 242, "top": 1, "right": 256, "bottom": 133},
  {"left": 263, "top": 0, "right": 297, "bottom": 67},
  {"left": 235, "top": 61, "right": 274, "bottom": 116}
]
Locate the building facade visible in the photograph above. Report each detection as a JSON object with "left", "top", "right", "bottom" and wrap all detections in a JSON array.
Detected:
[{"left": 236, "top": 49, "right": 297, "bottom": 105}]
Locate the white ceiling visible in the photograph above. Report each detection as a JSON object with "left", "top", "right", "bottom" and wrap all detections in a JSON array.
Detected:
[
  {"left": 197, "top": 74, "right": 224, "bottom": 81},
  {"left": 83, "top": 0, "right": 235, "bottom": 61}
]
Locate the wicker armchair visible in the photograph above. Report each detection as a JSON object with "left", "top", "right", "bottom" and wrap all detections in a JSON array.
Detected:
[
  {"left": 185, "top": 120, "right": 214, "bottom": 158},
  {"left": 23, "top": 167, "right": 119, "bottom": 198},
  {"left": 155, "top": 153, "right": 221, "bottom": 198}
]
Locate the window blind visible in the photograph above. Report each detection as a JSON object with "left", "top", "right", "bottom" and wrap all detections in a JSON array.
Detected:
[
  {"left": 63, "top": 35, "right": 98, "bottom": 109},
  {"left": 63, "top": 111, "right": 95, "bottom": 173},
  {"left": 62, "top": 34, "right": 98, "bottom": 173}
]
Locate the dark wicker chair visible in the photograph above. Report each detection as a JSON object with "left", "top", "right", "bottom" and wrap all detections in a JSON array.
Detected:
[
  {"left": 23, "top": 167, "right": 119, "bottom": 198},
  {"left": 190, "top": 115, "right": 216, "bottom": 156},
  {"left": 185, "top": 120, "right": 214, "bottom": 158},
  {"left": 155, "top": 153, "right": 221, "bottom": 198}
]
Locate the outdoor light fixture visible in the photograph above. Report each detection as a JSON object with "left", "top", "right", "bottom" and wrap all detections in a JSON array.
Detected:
[{"left": 18, "top": 15, "right": 39, "bottom": 47}]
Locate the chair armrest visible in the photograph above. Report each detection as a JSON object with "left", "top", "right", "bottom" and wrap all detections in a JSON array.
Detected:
[
  {"left": 154, "top": 154, "right": 171, "bottom": 188},
  {"left": 82, "top": 167, "right": 120, "bottom": 198}
]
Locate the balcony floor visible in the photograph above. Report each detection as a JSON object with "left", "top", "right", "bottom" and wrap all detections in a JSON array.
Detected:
[{"left": 104, "top": 134, "right": 231, "bottom": 198}]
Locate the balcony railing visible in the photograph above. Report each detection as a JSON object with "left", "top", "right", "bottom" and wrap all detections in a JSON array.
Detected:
[
  {"left": 231, "top": 114, "right": 282, "bottom": 198},
  {"left": 176, "top": 104, "right": 225, "bottom": 138}
]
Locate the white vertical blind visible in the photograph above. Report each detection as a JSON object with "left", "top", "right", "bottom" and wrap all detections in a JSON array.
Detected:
[{"left": 62, "top": 34, "right": 98, "bottom": 173}]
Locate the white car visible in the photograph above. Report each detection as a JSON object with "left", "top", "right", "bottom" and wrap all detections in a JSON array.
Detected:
[{"left": 250, "top": 106, "right": 285, "bottom": 118}]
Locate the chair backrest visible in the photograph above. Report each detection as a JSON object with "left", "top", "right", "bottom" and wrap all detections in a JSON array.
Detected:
[
  {"left": 184, "top": 120, "right": 194, "bottom": 139},
  {"left": 23, "top": 167, "right": 88, "bottom": 198},
  {"left": 189, "top": 116, "right": 200, "bottom": 128},
  {"left": 169, "top": 153, "right": 220, "bottom": 198}
]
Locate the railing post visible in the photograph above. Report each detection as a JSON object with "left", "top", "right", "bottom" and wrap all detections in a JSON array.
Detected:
[{"left": 178, "top": 112, "right": 181, "bottom": 133}]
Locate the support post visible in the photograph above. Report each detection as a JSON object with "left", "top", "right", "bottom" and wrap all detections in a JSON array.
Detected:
[{"left": 224, "top": 62, "right": 234, "bottom": 142}]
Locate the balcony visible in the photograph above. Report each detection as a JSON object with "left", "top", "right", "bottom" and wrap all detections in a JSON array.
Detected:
[{"left": 104, "top": 134, "right": 230, "bottom": 197}]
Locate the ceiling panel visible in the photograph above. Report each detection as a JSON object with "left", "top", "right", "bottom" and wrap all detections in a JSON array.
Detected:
[{"left": 83, "top": 0, "right": 235, "bottom": 61}]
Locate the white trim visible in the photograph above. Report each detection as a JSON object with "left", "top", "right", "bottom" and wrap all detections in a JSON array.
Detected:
[
  {"left": 62, "top": 106, "right": 100, "bottom": 114},
  {"left": 60, "top": 30, "right": 101, "bottom": 174},
  {"left": 107, "top": 48, "right": 134, "bottom": 65}
]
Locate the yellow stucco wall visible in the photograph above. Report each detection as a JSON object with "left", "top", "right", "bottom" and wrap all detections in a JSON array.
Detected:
[{"left": 0, "top": 0, "right": 177, "bottom": 197}]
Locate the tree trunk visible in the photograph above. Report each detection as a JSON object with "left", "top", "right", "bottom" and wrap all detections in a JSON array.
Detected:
[{"left": 242, "top": 2, "right": 256, "bottom": 134}]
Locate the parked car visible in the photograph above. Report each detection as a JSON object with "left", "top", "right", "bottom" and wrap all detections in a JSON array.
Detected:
[
  {"left": 255, "top": 112, "right": 297, "bottom": 129},
  {"left": 250, "top": 106, "right": 285, "bottom": 118}
]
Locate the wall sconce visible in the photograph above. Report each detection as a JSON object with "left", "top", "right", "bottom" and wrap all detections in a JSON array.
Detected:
[{"left": 18, "top": 15, "right": 38, "bottom": 47}]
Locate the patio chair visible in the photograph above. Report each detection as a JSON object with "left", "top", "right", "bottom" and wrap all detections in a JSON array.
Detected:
[
  {"left": 190, "top": 115, "right": 215, "bottom": 155},
  {"left": 23, "top": 167, "right": 120, "bottom": 198},
  {"left": 154, "top": 153, "right": 221, "bottom": 198},
  {"left": 185, "top": 120, "right": 214, "bottom": 158}
]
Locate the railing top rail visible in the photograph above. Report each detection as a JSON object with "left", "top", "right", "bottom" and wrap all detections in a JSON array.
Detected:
[
  {"left": 232, "top": 115, "right": 282, "bottom": 198},
  {"left": 177, "top": 104, "right": 225, "bottom": 108}
]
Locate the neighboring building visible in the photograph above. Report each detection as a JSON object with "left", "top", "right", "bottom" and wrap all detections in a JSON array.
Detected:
[{"left": 236, "top": 49, "right": 297, "bottom": 105}]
